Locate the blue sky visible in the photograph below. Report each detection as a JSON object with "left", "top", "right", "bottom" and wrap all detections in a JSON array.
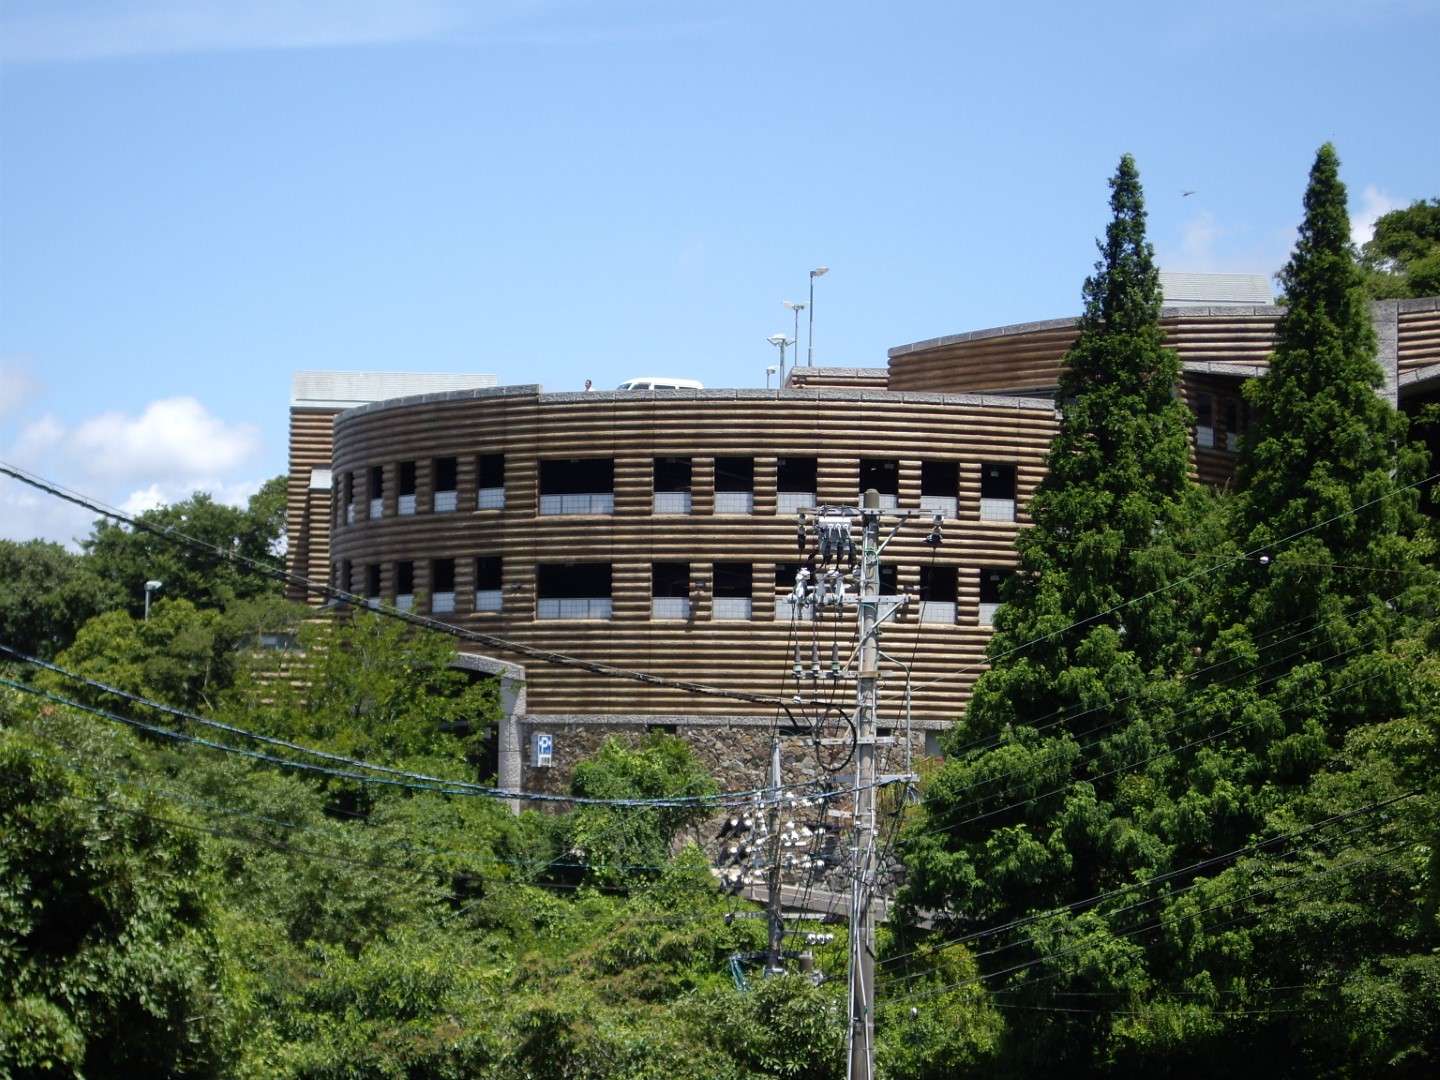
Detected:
[{"left": 3, "top": 0, "right": 1437, "bottom": 547}]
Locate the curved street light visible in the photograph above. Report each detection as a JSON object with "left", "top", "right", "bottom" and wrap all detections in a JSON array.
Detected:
[
  {"left": 808, "top": 267, "right": 829, "bottom": 366},
  {"left": 767, "top": 334, "right": 795, "bottom": 385}
]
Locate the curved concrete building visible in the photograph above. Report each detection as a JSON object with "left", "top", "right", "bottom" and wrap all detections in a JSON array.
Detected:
[{"left": 286, "top": 295, "right": 1440, "bottom": 792}]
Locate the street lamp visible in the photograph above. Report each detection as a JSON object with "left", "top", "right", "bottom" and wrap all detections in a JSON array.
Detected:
[
  {"left": 144, "top": 579, "right": 163, "bottom": 621},
  {"left": 766, "top": 364, "right": 778, "bottom": 389},
  {"left": 808, "top": 267, "right": 828, "bottom": 366},
  {"left": 782, "top": 300, "right": 807, "bottom": 371},
  {"left": 767, "top": 334, "right": 795, "bottom": 385}
]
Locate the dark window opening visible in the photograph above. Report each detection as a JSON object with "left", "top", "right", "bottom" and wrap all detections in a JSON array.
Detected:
[
  {"left": 774, "top": 562, "right": 800, "bottom": 590},
  {"left": 919, "top": 565, "right": 957, "bottom": 602},
  {"left": 537, "top": 563, "right": 613, "bottom": 598},
  {"left": 1195, "top": 393, "right": 1214, "bottom": 428},
  {"left": 475, "top": 556, "right": 503, "bottom": 591},
  {"left": 540, "top": 458, "right": 614, "bottom": 494},
  {"left": 859, "top": 458, "right": 899, "bottom": 496},
  {"left": 654, "top": 456, "right": 692, "bottom": 492},
  {"left": 879, "top": 564, "right": 898, "bottom": 595},
  {"left": 399, "top": 461, "right": 417, "bottom": 496},
  {"left": 713, "top": 562, "right": 753, "bottom": 598},
  {"left": 777, "top": 456, "right": 818, "bottom": 492},
  {"left": 433, "top": 558, "right": 456, "bottom": 593},
  {"left": 369, "top": 465, "right": 384, "bottom": 500},
  {"left": 435, "top": 456, "right": 458, "bottom": 491},
  {"left": 652, "top": 562, "right": 691, "bottom": 597},
  {"left": 478, "top": 453, "right": 505, "bottom": 488},
  {"left": 715, "top": 457, "right": 754, "bottom": 492},
  {"left": 366, "top": 564, "right": 381, "bottom": 600},
  {"left": 920, "top": 460, "right": 959, "bottom": 497},
  {"left": 980, "top": 568, "right": 1012, "bottom": 604},
  {"left": 397, "top": 561, "right": 415, "bottom": 595},
  {"left": 980, "top": 463, "right": 1017, "bottom": 500}
]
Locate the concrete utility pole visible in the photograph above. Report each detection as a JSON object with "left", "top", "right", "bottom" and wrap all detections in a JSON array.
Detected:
[
  {"left": 848, "top": 489, "right": 881, "bottom": 1080},
  {"left": 766, "top": 737, "right": 785, "bottom": 975}
]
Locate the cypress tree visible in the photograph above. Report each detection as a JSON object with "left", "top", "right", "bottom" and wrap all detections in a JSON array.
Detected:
[
  {"left": 1216, "top": 143, "right": 1431, "bottom": 706},
  {"left": 900, "top": 152, "right": 1204, "bottom": 939},
  {"left": 959, "top": 153, "right": 1206, "bottom": 749}
]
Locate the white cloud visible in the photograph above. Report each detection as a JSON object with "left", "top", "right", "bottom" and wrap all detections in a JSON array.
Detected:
[
  {"left": 0, "top": 0, "right": 499, "bottom": 63},
  {"left": 0, "top": 358, "right": 45, "bottom": 420},
  {"left": 1351, "top": 185, "right": 1406, "bottom": 248},
  {"left": 1, "top": 396, "right": 269, "bottom": 548},
  {"left": 1157, "top": 211, "right": 1288, "bottom": 277},
  {"left": 66, "top": 397, "right": 263, "bottom": 483}
]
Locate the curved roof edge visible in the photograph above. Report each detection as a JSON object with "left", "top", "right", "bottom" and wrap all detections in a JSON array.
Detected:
[{"left": 337, "top": 382, "right": 1059, "bottom": 420}]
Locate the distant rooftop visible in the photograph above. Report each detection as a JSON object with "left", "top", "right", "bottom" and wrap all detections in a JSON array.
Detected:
[
  {"left": 290, "top": 371, "right": 499, "bottom": 409},
  {"left": 1160, "top": 271, "right": 1273, "bottom": 306}
]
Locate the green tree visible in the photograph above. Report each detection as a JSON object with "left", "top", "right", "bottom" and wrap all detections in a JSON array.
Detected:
[
  {"left": 896, "top": 156, "right": 1215, "bottom": 1076},
  {"left": 902, "top": 154, "right": 1203, "bottom": 917},
  {"left": 222, "top": 609, "right": 499, "bottom": 776},
  {"left": 40, "top": 595, "right": 305, "bottom": 715},
  {"left": 82, "top": 478, "right": 288, "bottom": 618},
  {"left": 1360, "top": 197, "right": 1440, "bottom": 299},
  {"left": 0, "top": 539, "right": 119, "bottom": 661},
  {"left": 0, "top": 698, "right": 236, "bottom": 1078},
  {"left": 562, "top": 731, "right": 719, "bottom": 889}
]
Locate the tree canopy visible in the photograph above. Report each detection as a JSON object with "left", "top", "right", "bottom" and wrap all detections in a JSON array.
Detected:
[{"left": 1361, "top": 197, "right": 1440, "bottom": 299}]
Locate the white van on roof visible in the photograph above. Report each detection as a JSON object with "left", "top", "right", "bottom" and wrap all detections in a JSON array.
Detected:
[{"left": 615, "top": 377, "right": 704, "bottom": 390}]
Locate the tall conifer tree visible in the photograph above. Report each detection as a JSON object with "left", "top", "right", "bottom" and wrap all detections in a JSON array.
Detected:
[
  {"left": 1226, "top": 142, "right": 1427, "bottom": 645},
  {"left": 901, "top": 152, "right": 1202, "bottom": 948},
  {"left": 897, "top": 154, "right": 1210, "bottom": 1074}
]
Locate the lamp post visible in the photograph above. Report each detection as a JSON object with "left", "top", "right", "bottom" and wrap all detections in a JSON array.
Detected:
[
  {"left": 767, "top": 335, "right": 794, "bottom": 385},
  {"left": 144, "top": 579, "right": 163, "bottom": 621},
  {"left": 783, "top": 300, "right": 807, "bottom": 371},
  {"left": 808, "top": 266, "right": 828, "bottom": 366}
]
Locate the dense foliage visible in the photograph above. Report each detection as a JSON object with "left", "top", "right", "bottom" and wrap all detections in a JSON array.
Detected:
[
  {"left": 4, "top": 151, "right": 1438, "bottom": 1077},
  {"left": 893, "top": 147, "right": 1440, "bottom": 1078},
  {"left": 1361, "top": 197, "right": 1440, "bottom": 300}
]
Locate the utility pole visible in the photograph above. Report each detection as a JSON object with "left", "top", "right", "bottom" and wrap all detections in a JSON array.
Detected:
[
  {"left": 848, "top": 488, "right": 880, "bottom": 1080},
  {"left": 765, "top": 736, "right": 785, "bottom": 975}
]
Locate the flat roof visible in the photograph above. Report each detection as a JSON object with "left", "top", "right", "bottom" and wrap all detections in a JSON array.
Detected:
[{"left": 291, "top": 370, "right": 498, "bottom": 409}]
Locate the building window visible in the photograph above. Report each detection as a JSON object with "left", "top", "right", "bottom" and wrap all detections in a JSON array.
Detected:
[
  {"left": 774, "top": 562, "right": 802, "bottom": 620},
  {"left": 979, "top": 567, "right": 1012, "bottom": 626},
  {"left": 919, "top": 565, "right": 957, "bottom": 624},
  {"left": 343, "top": 471, "right": 356, "bottom": 525},
  {"left": 396, "top": 560, "right": 415, "bottom": 613},
  {"left": 365, "top": 564, "right": 381, "bottom": 608},
  {"left": 776, "top": 456, "right": 817, "bottom": 515},
  {"left": 859, "top": 458, "right": 899, "bottom": 509},
  {"left": 475, "top": 556, "right": 503, "bottom": 613},
  {"left": 654, "top": 456, "right": 693, "bottom": 514},
  {"left": 920, "top": 460, "right": 959, "bottom": 518},
  {"left": 398, "top": 461, "right": 417, "bottom": 516},
  {"left": 432, "top": 558, "right": 456, "bottom": 614},
  {"left": 1222, "top": 399, "right": 1241, "bottom": 453},
  {"left": 537, "top": 563, "right": 613, "bottom": 619},
  {"left": 369, "top": 465, "right": 384, "bottom": 520},
  {"left": 712, "top": 562, "right": 753, "bottom": 620},
  {"left": 477, "top": 453, "right": 505, "bottom": 510},
  {"left": 652, "top": 562, "right": 691, "bottom": 619},
  {"left": 434, "top": 456, "right": 458, "bottom": 512},
  {"left": 715, "top": 457, "right": 754, "bottom": 514},
  {"left": 1194, "top": 393, "right": 1215, "bottom": 449},
  {"left": 540, "top": 458, "right": 615, "bottom": 515},
  {"left": 337, "top": 560, "right": 352, "bottom": 596},
  {"left": 980, "top": 463, "right": 1017, "bottom": 521}
]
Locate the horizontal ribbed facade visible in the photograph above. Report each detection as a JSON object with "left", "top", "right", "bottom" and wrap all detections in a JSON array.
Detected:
[
  {"left": 289, "top": 296, "right": 1440, "bottom": 737},
  {"left": 326, "top": 386, "right": 1057, "bottom": 723}
]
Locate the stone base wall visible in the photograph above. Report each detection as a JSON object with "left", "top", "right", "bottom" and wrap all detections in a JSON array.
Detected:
[{"left": 514, "top": 715, "right": 939, "bottom": 898}]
